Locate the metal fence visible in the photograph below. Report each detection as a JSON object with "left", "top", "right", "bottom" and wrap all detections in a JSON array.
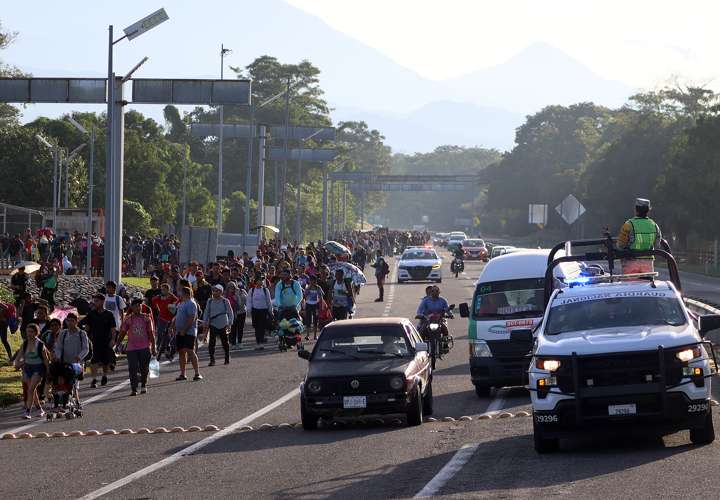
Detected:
[{"left": 0, "top": 202, "right": 46, "bottom": 237}]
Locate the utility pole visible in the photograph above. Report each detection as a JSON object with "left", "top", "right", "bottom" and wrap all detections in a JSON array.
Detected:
[
  {"left": 182, "top": 145, "right": 188, "bottom": 228},
  {"left": 243, "top": 104, "right": 255, "bottom": 250},
  {"left": 217, "top": 43, "right": 231, "bottom": 232},
  {"left": 87, "top": 127, "right": 95, "bottom": 276},
  {"left": 257, "top": 125, "right": 267, "bottom": 241},
  {"left": 279, "top": 76, "right": 291, "bottom": 241},
  {"left": 322, "top": 170, "right": 328, "bottom": 242}
]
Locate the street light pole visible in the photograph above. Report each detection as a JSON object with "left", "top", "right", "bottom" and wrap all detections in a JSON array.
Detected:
[
  {"left": 87, "top": 127, "right": 94, "bottom": 276},
  {"left": 279, "top": 76, "right": 290, "bottom": 241},
  {"left": 243, "top": 104, "right": 255, "bottom": 251},
  {"left": 182, "top": 145, "right": 188, "bottom": 228},
  {"left": 217, "top": 44, "right": 231, "bottom": 232}
]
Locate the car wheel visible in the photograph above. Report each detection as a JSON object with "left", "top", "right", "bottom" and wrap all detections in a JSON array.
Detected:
[
  {"left": 301, "top": 397, "right": 318, "bottom": 430},
  {"left": 435, "top": 279, "right": 442, "bottom": 283},
  {"left": 690, "top": 410, "right": 715, "bottom": 445},
  {"left": 422, "top": 381, "right": 433, "bottom": 415},
  {"left": 474, "top": 384, "right": 491, "bottom": 398},
  {"left": 533, "top": 416, "right": 559, "bottom": 453},
  {"left": 398, "top": 279, "right": 405, "bottom": 284},
  {"left": 406, "top": 386, "right": 423, "bottom": 427}
]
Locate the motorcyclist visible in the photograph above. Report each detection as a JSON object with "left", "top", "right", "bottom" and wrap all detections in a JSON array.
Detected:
[
  {"left": 617, "top": 198, "right": 663, "bottom": 274},
  {"left": 416, "top": 286, "right": 451, "bottom": 330},
  {"left": 451, "top": 243, "right": 465, "bottom": 274}
]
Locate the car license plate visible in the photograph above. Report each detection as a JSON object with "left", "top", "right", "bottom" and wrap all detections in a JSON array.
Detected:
[
  {"left": 608, "top": 404, "right": 636, "bottom": 416},
  {"left": 343, "top": 396, "right": 367, "bottom": 409}
]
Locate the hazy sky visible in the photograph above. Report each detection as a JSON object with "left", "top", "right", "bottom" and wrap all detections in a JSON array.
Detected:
[
  {"left": 1, "top": 0, "right": 717, "bottom": 128},
  {"left": 288, "top": 0, "right": 718, "bottom": 87}
]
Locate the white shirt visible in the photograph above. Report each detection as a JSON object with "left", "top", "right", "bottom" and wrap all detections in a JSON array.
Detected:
[{"left": 104, "top": 294, "right": 126, "bottom": 329}]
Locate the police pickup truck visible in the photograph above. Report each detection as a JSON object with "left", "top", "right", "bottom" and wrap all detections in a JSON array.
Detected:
[{"left": 528, "top": 239, "right": 718, "bottom": 453}]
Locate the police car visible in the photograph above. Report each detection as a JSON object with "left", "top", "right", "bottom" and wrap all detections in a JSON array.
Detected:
[
  {"left": 529, "top": 240, "right": 718, "bottom": 453},
  {"left": 397, "top": 247, "right": 443, "bottom": 283}
]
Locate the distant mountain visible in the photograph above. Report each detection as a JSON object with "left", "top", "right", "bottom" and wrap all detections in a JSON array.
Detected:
[
  {"left": 8, "top": 0, "right": 637, "bottom": 153},
  {"left": 446, "top": 43, "right": 634, "bottom": 114},
  {"left": 333, "top": 101, "right": 523, "bottom": 153}
]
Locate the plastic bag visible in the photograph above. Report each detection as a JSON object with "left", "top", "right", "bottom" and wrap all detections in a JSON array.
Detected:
[{"left": 149, "top": 359, "right": 160, "bottom": 379}]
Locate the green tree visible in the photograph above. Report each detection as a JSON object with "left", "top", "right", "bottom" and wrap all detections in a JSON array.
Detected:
[
  {"left": 0, "top": 20, "right": 23, "bottom": 127},
  {"left": 123, "top": 200, "right": 154, "bottom": 234}
]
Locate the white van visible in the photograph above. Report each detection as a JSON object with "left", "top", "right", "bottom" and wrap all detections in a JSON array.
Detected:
[{"left": 459, "top": 249, "right": 581, "bottom": 397}]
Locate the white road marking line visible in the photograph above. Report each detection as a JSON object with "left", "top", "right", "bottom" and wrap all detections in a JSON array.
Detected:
[
  {"left": 5, "top": 360, "right": 172, "bottom": 435},
  {"left": 484, "top": 388, "right": 507, "bottom": 414},
  {"left": 78, "top": 387, "right": 300, "bottom": 500},
  {"left": 414, "top": 443, "right": 480, "bottom": 498}
]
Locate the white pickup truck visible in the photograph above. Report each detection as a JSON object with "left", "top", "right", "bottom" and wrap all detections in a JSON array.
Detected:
[{"left": 529, "top": 240, "right": 718, "bottom": 453}]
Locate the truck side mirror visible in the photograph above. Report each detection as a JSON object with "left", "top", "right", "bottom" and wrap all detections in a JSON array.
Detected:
[
  {"left": 459, "top": 303, "right": 470, "bottom": 318},
  {"left": 698, "top": 314, "right": 720, "bottom": 337},
  {"left": 298, "top": 350, "right": 311, "bottom": 360}
]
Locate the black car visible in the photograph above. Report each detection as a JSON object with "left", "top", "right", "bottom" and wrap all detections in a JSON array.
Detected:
[{"left": 298, "top": 317, "right": 433, "bottom": 429}]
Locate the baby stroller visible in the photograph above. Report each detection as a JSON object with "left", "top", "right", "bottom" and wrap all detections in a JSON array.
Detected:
[
  {"left": 276, "top": 309, "right": 304, "bottom": 352},
  {"left": 47, "top": 362, "right": 83, "bottom": 420}
]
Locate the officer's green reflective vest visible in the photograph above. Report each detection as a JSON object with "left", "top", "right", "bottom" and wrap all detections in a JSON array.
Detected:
[{"left": 629, "top": 217, "right": 658, "bottom": 251}]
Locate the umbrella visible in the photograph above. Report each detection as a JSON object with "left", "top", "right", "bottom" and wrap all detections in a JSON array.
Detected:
[
  {"left": 324, "top": 241, "right": 351, "bottom": 256},
  {"left": 10, "top": 261, "right": 41, "bottom": 276},
  {"left": 328, "top": 261, "right": 367, "bottom": 286},
  {"left": 251, "top": 225, "right": 280, "bottom": 234}
]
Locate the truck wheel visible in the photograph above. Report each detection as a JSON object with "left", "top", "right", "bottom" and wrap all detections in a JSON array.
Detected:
[
  {"left": 422, "top": 381, "right": 434, "bottom": 416},
  {"left": 406, "top": 386, "right": 424, "bottom": 427},
  {"left": 474, "top": 384, "right": 491, "bottom": 398},
  {"left": 690, "top": 411, "right": 715, "bottom": 445},
  {"left": 301, "top": 397, "right": 318, "bottom": 430},
  {"left": 533, "top": 417, "right": 559, "bottom": 453}
]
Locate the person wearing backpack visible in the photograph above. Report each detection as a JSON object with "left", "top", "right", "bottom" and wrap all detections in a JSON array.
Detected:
[
  {"left": 248, "top": 274, "right": 273, "bottom": 350},
  {"left": 273, "top": 268, "right": 303, "bottom": 317},
  {"left": 202, "top": 284, "right": 233, "bottom": 366},
  {"left": 370, "top": 250, "right": 390, "bottom": 302}
]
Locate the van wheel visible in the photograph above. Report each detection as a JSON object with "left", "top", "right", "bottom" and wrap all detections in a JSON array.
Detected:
[
  {"left": 474, "top": 384, "right": 491, "bottom": 398},
  {"left": 690, "top": 411, "right": 715, "bottom": 445},
  {"left": 533, "top": 417, "right": 559, "bottom": 453},
  {"left": 422, "top": 381, "right": 433, "bottom": 415},
  {"left": 407, "top": 386, "right": 423, "bottom": 426}
]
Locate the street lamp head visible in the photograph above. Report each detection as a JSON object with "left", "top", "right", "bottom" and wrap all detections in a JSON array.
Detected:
[
  {"left": 221, "top": 45, "right": 232, "bottom": 56},
  {"left": 68, "top": 143, "right": 87, "bottom": 160},
  {"left": 35, "top": 134, "right": 53, "bottom": 149},
  {"left": 67, "top": 116, "right": 88, "bottom": 135}
]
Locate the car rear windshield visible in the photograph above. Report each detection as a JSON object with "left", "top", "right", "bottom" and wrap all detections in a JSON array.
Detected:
[
  {"left": 545, "top": 296, "right": 687, "bottom": 335},
  {"left": 464, "top": 239, "right": 485, "bottom": 247},
  {"left": 402, "top": 250, "right": 437, "bottom": 260},
  {"left": 472, "top": 278, "right": 545, "bottom": 319},
  {"left": 314, "top": 325, "right": 410, "bottom": 360}
]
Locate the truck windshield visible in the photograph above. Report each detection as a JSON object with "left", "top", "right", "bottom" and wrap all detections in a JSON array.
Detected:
[
  {"left": 472, "top": 278, "right": 545, "bottom": 319},
  {"left": 546, "top": 296, "right": 687, "bottom": 335}
]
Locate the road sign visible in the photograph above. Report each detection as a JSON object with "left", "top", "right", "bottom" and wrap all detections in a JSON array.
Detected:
[
  {"left": 269, "top": 148, "right": 337, "bottom": 162},
  {"left": 123, "top": 8, "right": 169, "bottom": 41},
  {"left": 529, "top": 204, "right": 548, "bottom": 225},
  {"left": 132, "top": 79, "right": 251, "bottom": 105},
  {"left": 555, "top": 195, "right": 586, "bottom": 225},
  {"left": 270, "top": 126, "right": 336, "bottom": 142},
  {"left": 0, "top": 78, "right": 107, "bottom": 103},
  {"left": 190, "top": 123, "right": 252, "bottom": 139},
  {"left": 349, "top": 183, "right": 466, "bottom": 192}
]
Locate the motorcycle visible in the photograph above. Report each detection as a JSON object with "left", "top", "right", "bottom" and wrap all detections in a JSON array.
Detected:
[
  {"left": 416, "top": 306, "right": 455, "bottom": 369},
  {"left": 450, "top": 258, "right": 464, "bottom": 278}
]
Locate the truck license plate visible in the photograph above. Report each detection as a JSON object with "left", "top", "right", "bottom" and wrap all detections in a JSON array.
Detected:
[
  {"left": 608, "top": 404, "right": 636, "bottom": 416},
  {"left": 343, "top": 396, "right": 367, "bottom": 409}
]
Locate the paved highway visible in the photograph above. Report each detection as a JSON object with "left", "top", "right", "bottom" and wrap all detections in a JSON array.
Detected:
[{"left": 1, "top": 252, "right": 719, "bottom": 499}]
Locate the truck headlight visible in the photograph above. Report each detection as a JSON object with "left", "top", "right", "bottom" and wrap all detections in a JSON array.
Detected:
[
  {"left": 390, "top": 376, "right": 405, "bottom": 390},
  {"left": 470, "top": 340, "right": 492, "bottom": 357},
  {"left": 307, "top": 380, "right": 322, "bottom": 394},
  {"left": 676, "top": 347, "right": 701, "bottom": 362},
  {"left": 536, "top": 359, "right": 561, "bottom": 372}
]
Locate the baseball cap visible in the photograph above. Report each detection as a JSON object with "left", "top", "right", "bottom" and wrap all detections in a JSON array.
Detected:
[
  {"left": 635, "top": 198, "right": 651, "bottom": 208},
  {"left": 213, "top": 284, "right": 224, "bottom": 291}
]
